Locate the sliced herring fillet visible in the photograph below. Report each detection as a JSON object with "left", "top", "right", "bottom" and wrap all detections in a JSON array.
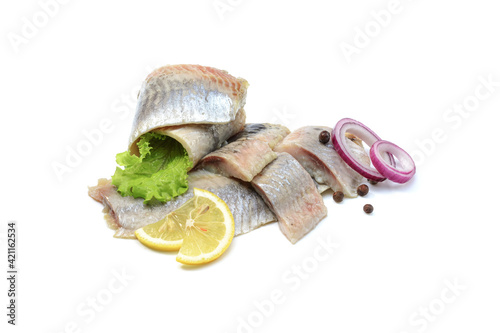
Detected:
[
  {"left": 314, "top": 180, "right": 330, "bottom": 194},
  {"left": 152, "top": 109, "right": 246, "bottom": 167},
  {"left": 275, "top": 126, "right": 370, "bottom": 198},
  {"left": 129, "top": 64, "right": 249, "bottom": 152},
  {"left": 251, "top": 153, "right": 327, "bottom": 244},
  {"left": 88, "top": 170, "right": 276, "bottom": 239},
  {"left": 198, "top": 123, "right": 290, "bottom": 181}
]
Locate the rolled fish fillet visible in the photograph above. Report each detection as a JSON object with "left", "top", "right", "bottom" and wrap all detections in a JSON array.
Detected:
[
  {"left": 129, "top": 64, "right": 249, "bottom": 160},
  {"left": 153, "top": 109, "right": 246, "bottom": 167}
]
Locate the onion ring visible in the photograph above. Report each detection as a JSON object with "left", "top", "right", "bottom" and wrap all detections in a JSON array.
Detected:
[
  {"left": 370, "top": 140, "right": 416, "bottom": 183},
  {"left": 331, "top": 118, "right": 396, "bottom": 181}
]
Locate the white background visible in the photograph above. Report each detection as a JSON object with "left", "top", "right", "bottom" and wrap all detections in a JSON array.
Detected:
[{"left": 2, "top": 0, "right": 499, "bottom": 332}]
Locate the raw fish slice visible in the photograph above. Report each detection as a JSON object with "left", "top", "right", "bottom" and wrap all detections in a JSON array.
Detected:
[
  {"left": 275, "top": 126, "right": 370, "bottom": 198},
  {"left": 198, "top": 123, "right": 290, "bottom": 181},
  {"left": 88, "top": 170, "right": 276, "bottom": 239},
  {"left": 251, "top": 153, "right": 327, "bottom": 244},
  {"left": 129, "top": 64, "right": 249, "bottom": 153},
  {"left": 152, "top": 109, "right": 245, "bottom": 167},
  {"left": 227, "top": 123, "right": 290, "bottom": 146},
  {"left": 314, "top": 180, "right": 330, "bottom": 194}
]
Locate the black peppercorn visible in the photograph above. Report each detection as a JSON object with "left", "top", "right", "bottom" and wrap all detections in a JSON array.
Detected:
[
  {"left": 368, "top": 179, "right": 378, "bottom": 185},
  {"left": 333, "top": 191, "right": 344, "bottom": 203},
  {"left": 357, "top": 184, "right": 369, "bottom": 196},
  {"left": 318, "top": 130, "right": 330, "bottom": 144},
  {"left": 363, "top": 204, "right": 373, "bottom": 214}
]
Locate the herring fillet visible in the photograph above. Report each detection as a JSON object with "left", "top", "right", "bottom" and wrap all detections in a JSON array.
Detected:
[
  {"left": 129, "top": 64, "right": 249, "bottom": 153},
  {"left": 275, "top": 126, "right": 370, "bottom": 198},
  {"left": 88, "top": 170, "right": 276, "bottom": 238},
  {"left": 153, "top": 109, "right": 246, "bottom": 167},
  {"left": 251, "top": 153, "right": 327, "bottom": 244},
  {"left": 197, "top": 123, "right": 290, "bottom": 181}
]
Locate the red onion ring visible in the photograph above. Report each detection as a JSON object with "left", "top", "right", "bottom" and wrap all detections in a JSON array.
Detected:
[
  {"left": 370, "top": 140, "right": 416, "bottom": 183},
  {"left": 331, "top": 118, "right": 396, "bottom": 182}
]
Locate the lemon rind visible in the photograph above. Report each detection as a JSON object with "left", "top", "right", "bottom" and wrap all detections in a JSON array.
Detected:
[{"left": 135, "top": 228, "right": 183, "bottom": 251}]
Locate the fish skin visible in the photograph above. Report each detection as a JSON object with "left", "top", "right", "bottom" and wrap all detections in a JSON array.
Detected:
[
  {"left": 129, "top": 65, "right": 249, "bottom": 153},
  {"left": 198, "top": 123, "right": 290, "bottom": 181},
  {"left": 314, "top": 180, "right": 330, "bottom": 194},
  {"left": 88, "top": 170, "right": 276, "bottom": 238},
  {"left": 251, "top": 152, "right": 327, "bottom": 244},
  {"left": 227, "top": 123, "right": 291, "bottom": 146},
  {"left": 152, "top": 109, "right": 246, "bottom": 168},
  {"left": 275, "top": 126, "right": 370, "bottom": 198}
]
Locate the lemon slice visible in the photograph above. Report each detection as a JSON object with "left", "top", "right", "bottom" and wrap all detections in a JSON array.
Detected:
[
  {"left": 135, "top": 198, "right": 195, "bottom": 251},
  {"left": 135, "top": 188, "right": 235, "bottom": 265},
  {"left": 176, "top": 188, "right": 234, "bottom": 265}
]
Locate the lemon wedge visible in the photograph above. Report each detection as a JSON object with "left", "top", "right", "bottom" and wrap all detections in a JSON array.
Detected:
[{"left": 135, "top": 188, "right": 235, "bottom": 265}]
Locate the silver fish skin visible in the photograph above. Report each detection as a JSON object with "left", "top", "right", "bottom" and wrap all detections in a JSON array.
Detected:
[
  {"left": 275, "top": 126, "right": 370, "bottom": 198},
  {"left": 88, "top": 170, "right": 276, "bottom": 239},
  {"left": 129, "top": 65, "right": 249, "bottom": 153},
  {"left": 152, "top": 109, "right": 246, "bottom": 168},
  {"left": 251, "top": 152, "right": 328, "bottom": 244},
  {"left": 198, "top": 123, "right": 290, "bottom": 182}
]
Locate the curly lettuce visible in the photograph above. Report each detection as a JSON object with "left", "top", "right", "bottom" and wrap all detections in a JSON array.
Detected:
[{"left": 111, "top": 133, "right": 192, "bottom": 204}]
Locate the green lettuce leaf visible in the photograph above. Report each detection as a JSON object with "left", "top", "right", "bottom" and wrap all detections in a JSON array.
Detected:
[{"left": 111, "top": 133, "right": 192, "bottom": 204}]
